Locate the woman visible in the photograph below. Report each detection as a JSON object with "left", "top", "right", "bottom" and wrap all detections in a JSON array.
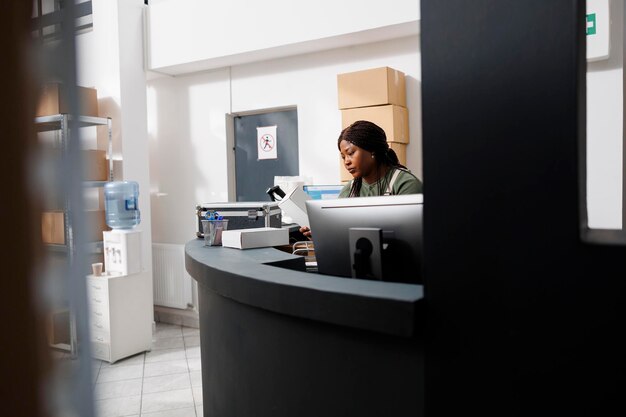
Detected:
[
  {"left": 337, "top": 120, "right": 422, "bottom": 197},
  {"left": 300, "top": 120, "right": 422, "bottom": 238}
]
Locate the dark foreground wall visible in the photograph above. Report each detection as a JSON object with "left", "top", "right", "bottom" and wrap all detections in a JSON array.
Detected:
[{"left": 421, "top": 1, "right": 626, "bottom": 416}]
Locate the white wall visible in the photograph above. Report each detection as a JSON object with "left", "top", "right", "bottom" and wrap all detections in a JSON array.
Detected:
[
  {"left": 76, "top": 1, "right": 154, "bottom": 285},
  {"left": 146, "top": 0, "right": 419, "bottom": 75},
  {"left": 586, "top": 0, "right": 623, "bottom": 229},
  {"left": 147, "top": 69, "right": 231, "bottom": 243},
  {"left": 148, "top": 35, "right": 421, "bottom": 244}
]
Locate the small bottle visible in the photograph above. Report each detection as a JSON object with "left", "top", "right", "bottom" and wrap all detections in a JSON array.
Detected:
[{"left": 104, "top": 181, "right": 141, "bottom": 229}]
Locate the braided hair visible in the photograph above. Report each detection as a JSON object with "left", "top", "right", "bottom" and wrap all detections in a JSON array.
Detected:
[{"left": 338, "top": 120, "right": 409, "bottom": 197}]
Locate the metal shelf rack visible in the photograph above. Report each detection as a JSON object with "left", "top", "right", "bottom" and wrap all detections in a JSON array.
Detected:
[{"left": 36, "top": 113, "right": 113, "bottom": 358}]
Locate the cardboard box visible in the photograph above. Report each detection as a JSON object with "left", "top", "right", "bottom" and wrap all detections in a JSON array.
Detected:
[
  {"left": 42, "top": 210, "right": 109, "bottom": 244},
  {"left": 339, "top": 142, "right": 407, "bottom": 182},
  {"left": 41, "top": 149, "right": 109, "bottom": 182},
  {"left": 36, "top": 83, "right": 99, "bottom": 117},
  {"left": 341, "top": 104, "right": 410, "bottom": 144},
  {"left": 82, "top": 150, "right": 108, "bottom": 181},
  {"left": 42, "top": 211, "right": 65, "bottom": 244},
  {"left": 222, "top": 227, "right": 289, "bottom": 249},
  {"left": 337, "top": 67, "right": 406, "bottom": 109},
  {"left": 390, "top": 142, "right": 407, "bottom": 165}
]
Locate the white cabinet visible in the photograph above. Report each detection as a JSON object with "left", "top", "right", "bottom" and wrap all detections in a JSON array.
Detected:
[
  {"left": 87, "top": 229, "right": 151, "bottom": 363},
  {"left": 86, "top": 270, "right": 152, "bottom": 363}
]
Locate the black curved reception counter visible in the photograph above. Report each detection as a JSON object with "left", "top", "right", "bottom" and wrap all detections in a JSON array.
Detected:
[{"left": 185, "top": 239, "right": 424, "bottom": 417}]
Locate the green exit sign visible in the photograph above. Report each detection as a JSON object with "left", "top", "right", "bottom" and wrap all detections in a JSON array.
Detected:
[{"left": 587, "top": 13, "right": 597, "bottom": 35}]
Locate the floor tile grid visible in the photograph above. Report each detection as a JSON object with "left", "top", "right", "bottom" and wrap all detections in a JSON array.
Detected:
[
  {"left": 88, "top": 323, "right": 202, "bottom": 417},
  {"left": 141, "top": 325, "right": 202, "bottom": 417}
]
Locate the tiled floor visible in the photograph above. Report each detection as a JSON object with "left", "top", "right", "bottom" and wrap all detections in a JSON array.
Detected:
[{"left": 90, "top": 322, "right": 203, "bottom": 417}]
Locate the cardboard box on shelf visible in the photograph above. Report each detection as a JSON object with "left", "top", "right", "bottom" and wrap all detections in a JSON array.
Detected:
[
  {"left": 36, "top": 83, "right": 99, "bottom": 117},
  {"left": 341, "top": 104, "right": 410, "bottom": 144},
  {"left": 41, "top": 209, "right": 109, "bottom": 245},
  {"left": 339, "top": 142, "right": 407, "bottom": 183},
  {"left": 42, "top": 211, "right": 65, "bottom": 244},
  {"left": 337, "top": 67, "right": 406, "bottom": 110},
  {"left": 82, "top": 150, "right": 108, "bottom": 181},
  {"left": 41, "top": 149, "right": 109, "bottom": 182}
]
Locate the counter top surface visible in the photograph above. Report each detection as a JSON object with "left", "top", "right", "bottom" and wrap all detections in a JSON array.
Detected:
[{"left": 185, "top": 239, "right": 423, "bottom": 337}]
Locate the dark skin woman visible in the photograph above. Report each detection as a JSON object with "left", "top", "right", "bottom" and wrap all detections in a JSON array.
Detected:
[{"left": 300, "top": 120, "right": 422, "bottom": 238}]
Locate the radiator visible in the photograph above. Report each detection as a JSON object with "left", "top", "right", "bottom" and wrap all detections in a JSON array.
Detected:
[{"left": 152, "top": 243, "right": 194, "bottom": 309}]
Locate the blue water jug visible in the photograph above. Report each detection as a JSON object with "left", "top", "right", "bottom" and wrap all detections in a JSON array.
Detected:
[{"left": 104, "top": 181, "right": 141, "bottom": 229}]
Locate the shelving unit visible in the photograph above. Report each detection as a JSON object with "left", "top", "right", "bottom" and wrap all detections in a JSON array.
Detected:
[
  {"left": 36, "top": 113, "right": 113, "bottom": 357},
  {"left": 35, "top": 114, "right": 113, "bottom": 181}
]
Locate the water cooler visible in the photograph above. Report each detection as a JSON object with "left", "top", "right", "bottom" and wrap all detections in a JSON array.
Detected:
[{"left": 87, "top": 181, "right": 152, "bottom": 363}]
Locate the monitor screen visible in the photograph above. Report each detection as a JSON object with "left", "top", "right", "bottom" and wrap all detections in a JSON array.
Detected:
[
  {"left": 305, "top": 194, "right": 423, "bottom": 284},
  {"left": 303, "top": 185, "right": 344, "bottom": 200}
]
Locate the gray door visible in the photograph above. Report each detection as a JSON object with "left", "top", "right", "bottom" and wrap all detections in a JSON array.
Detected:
[{"left": 233, "top": 109, "right": 299, "bottom": 201}]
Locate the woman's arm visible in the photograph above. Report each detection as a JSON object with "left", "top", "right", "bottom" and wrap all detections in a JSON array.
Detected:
[{"left": 299, "top": 225, "right": 312, "bottom": 240}]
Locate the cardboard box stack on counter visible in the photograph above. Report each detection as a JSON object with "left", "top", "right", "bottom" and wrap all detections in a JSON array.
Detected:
[{"left": 336, "top": 67, "right": 409, "bottom": 182}]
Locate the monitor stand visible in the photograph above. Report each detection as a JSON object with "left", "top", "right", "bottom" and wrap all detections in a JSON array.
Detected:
[{"left": 349, "top": 227, "right": 383, "bottom": 280}]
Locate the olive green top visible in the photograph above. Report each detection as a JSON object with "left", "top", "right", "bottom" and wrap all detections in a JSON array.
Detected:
[{"left": 338, "top": 168, "right": 423, "bottom": 198}]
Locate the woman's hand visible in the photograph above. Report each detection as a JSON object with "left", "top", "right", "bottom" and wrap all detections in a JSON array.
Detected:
[{"left": 299, "top": 226, "right": 312, "bottom": 240}]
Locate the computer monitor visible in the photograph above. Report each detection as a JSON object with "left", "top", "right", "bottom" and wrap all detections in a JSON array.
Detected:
[{"left": 305, "top": 194, "right": 423, "bottom": 284}]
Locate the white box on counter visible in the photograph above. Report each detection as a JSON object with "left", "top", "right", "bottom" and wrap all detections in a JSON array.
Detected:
[{"left": 221, "top": 227, "right": 289, "bottom": 249}]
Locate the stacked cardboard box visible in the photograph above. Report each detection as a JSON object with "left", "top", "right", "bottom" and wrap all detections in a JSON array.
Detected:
[
  {"left": 336, "top": 67, "right": 409, "bottom": 182},
  {"left": 41, "top": 149, "right": 109, "bottom": 182},
  {"left": 82, "top": 150, "right": 109, "bottom": 181},
  {"left": 36, "top": 82, "right": 99, "bottom": 117},
  {"left": 41, "top": 210, "right": 110, "bottom": 244}
]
